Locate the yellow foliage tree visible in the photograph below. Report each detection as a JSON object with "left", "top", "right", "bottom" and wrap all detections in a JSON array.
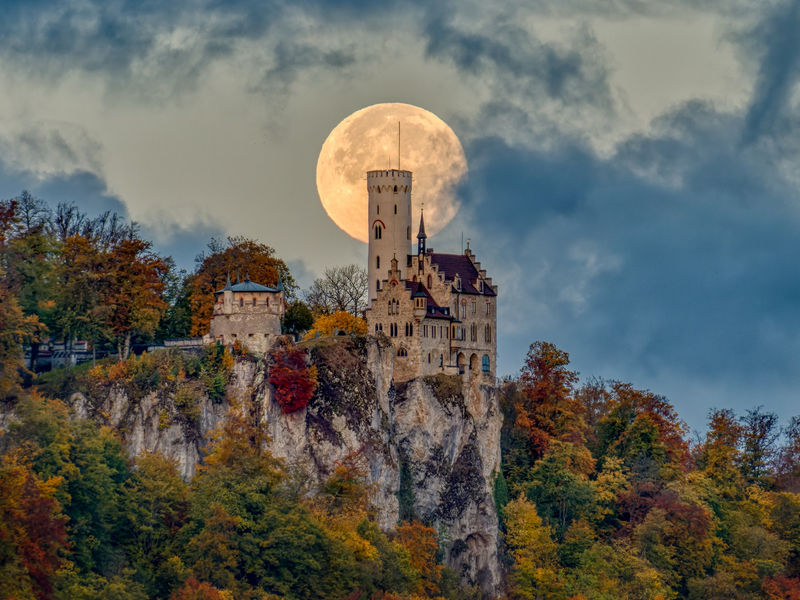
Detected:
[
  {"left": 504, "top": 495, "right": 563, "bottom": 600},
  {"left": 304, "top": 311, "right": 367, "bottom": 340}
]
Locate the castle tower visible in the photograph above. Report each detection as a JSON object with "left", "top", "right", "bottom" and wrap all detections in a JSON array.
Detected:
[{"left": 367, "top": 169, "right": 412, "bottom": 303}]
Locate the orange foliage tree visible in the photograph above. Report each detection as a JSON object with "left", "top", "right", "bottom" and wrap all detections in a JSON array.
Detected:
[
  {"left": 0, "top": 453, "right": 67, "bottom": 600},
  {"left": 516, "top": 341, "right": 582, "bottom": 460},
  {"left": 268, "top": 343, "right": 317, "bottom": 413},
  {"left": 189, "top": 237, "right": 296, "bottom": 336},
  {"left": 169, "top": 577, "right": 225, "bottom": 600},
  {"left": 394, "top": 521, "right": 442, "bottom": 596}
]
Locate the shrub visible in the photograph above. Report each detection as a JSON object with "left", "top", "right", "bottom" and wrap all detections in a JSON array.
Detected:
[{"left": 269, "top": 345, "right": 317, "bottom": 413}]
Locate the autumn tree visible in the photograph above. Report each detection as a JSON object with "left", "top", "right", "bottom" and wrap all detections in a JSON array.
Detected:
[
  {"left": 503, "top": 496, "right": 562, "bottom": 599},
  {"left": 0, "top": 452, "right": 67, "bottom": 600},
  {"left": 515, "top": 341, "right": 581, "bottom": 462},
  {"left": 304, "top": 310, "right": 368, "bottom": 339},
  {"left": 394, "top": 521, "right": 443, "bottom": 597},
  {"left": 189, "top": 237, "right": 297, "bottom": 336}
]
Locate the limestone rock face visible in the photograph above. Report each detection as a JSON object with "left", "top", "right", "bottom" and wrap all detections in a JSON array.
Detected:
[{"left": 76, "top": 337, "right": 503, "bottom": 593}]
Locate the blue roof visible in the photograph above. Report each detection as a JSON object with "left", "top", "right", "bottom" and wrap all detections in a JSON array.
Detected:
[{"left": 216, "top": 278, "right": 278, "bottom": 294}]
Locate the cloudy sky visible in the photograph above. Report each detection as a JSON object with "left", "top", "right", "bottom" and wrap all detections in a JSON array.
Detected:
[{"left": 2, "top": 0, "right": 799, "bottom": 430}]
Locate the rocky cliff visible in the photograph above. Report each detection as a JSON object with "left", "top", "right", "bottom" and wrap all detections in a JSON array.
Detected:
[{"left": 71, "top": 336, "right": 503, "bottom": 592}]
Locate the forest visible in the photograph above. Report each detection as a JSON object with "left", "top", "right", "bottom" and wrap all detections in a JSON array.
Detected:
[{"left": 2, "top": 191, "right": 800, "bottom": 600}]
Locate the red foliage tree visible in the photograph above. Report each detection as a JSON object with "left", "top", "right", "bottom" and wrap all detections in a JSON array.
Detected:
[
  {"left": 763, "top": 576, "right": 800, "bottom": 600},
  {"left": 169, "top": 577, "right": 225, "bottom": 600},
  {"left": 268, "top": 344, "right": 317, "bottom": 413}
]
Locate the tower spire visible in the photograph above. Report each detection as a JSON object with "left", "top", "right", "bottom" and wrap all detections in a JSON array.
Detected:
[{"left": 417, "top": 204, "right": 427, "bottom": 255}]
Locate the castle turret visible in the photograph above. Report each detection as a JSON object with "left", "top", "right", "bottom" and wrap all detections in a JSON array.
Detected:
[{"left": 367, "top": 169, "right": 412, "bottom": 303}]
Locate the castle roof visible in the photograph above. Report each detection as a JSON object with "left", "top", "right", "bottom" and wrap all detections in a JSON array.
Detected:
[
  {"left": 405, "top": 281, "right": 453, "bottom": 320},
  {"left": 429, "top": 253, "right": 496, "bottom": 296},
  {"left": 216, "top": 277, "right": 278, "bottom": 294}
]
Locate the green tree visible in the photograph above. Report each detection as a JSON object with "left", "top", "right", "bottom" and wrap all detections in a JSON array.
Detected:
[{"left": 282, "top": 300, "right": 314, "bottom": 336}]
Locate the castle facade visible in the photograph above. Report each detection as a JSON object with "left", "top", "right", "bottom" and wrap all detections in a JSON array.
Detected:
[
  {"left": 208, "top": 275, "right": 286, "bottom": 353},
  {"left": 364, "top": 169, "right": 497, "bottom": 381}
]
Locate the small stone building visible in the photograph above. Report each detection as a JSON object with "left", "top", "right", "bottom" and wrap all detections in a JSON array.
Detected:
[
  {"left": 208, "top": 274, "right": 285, "bottom": 353},
  {"left": 364, "top": 176, "right": 498, "bottom": 382}
]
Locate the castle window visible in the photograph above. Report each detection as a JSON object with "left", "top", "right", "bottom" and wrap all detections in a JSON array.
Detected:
[
  {"left": 460, "top": 301, "right": 466, "bottom": 319},
  {"left": 377, "top": 204, "right": 380, "bottom": 213},
  {"left": 239, "top": 298, "right": 244, "bottom": 307},
  {"left": 376, "top": 279, "right": 381, "bottom": 292},
  {"left": 432, "top": 326, "right": 436, "bottom": 339},
  {"left": 486, "top": 301, "right": 490, "bottom": 315},
  {"left": 253, "top": 298, "right": 257, "bottom": 307},
  {"left": 394, "top": 203, "right": 397, "bottom": 213},
  {"left": 388, "top": 301, "right": 392, "bottom": 315},
  {"left": 377, "top": 256, "right": 380, "bottom": 269},
  {"left": 439, "top": 355, "right": 443, "bottom": 367},
  {"left": 375, "top": 225, "right": 382, "bottom": 239},
  {"left": 428, "top": 353, "right": 431, "bottom": 363},
  {"left": 397, "top": 348, "right": 407, "bottom": 357},
  {"left": 427, "top": 275, "right": 432, "bottom": 288},
  {"left": 485, "top": 325, "right": 491, "bottom": 343},
  {"left": 394, "top": 185, "right": 398, "bottom": 193},
  {"left": 409, "top": 323, "right": 413, "bottom": 336},
  {"left": 266, "top": 298, "right": 269, "bottom": 307},
  {"left": 471, "top": 301, "right": 476, "bottom": 314},
  {"left": 482, "top": 354, "right": 490, "bottom": 373},
  {"left": 471, "top": 323, "right": 477, "bottom": 341}
]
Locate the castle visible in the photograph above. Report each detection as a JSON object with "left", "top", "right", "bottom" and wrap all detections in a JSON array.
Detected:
[
  {"left": 201, "top": 167, "right": 497, "bottom": 380},
  {"left": 363, "top": 169, "right": 497, "bottom": 381},
  {"left": 207, "top": 273, "right": 286, "bottom": 353}
]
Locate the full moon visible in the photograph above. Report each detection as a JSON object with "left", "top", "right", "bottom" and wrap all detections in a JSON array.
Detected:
[{"left": 316, "top": 103, "right": 467, "bottom": 243}]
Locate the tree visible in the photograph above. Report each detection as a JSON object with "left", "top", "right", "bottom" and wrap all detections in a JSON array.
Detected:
[
  {"left": 394, "top": 521, "right": 442, "bottom": 596},
  {"left": 515, "top": 341, "right": 581, "bottom": 461},
  {"left": 740, "top": 406, "right": 780, "bottom": 487},
  {"left": 189, "top": 237, "right": 297, "bottom": 337},
  {"left": 503, "top": 496, "right": 562, "bottom": 599},
  {"left": 0, "top": 453, "right": 67, "bottom": 600},
  {"left": 777, "top": 416, "right": 800, "bottom": 492},
  {"left": 282, "top": 300, "right": 314, "bottom": 336},
  {"left": 303, "top": 311, "right": 368, "bottom": 339},
  {"left": 304, "top": 264, "right": 368, "bottom": 317},
  {"left": 268, "top": 343, "right": 317, "bottom": 413}
]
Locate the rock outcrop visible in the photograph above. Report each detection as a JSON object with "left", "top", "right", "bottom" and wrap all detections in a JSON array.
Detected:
[{"left": 72, "top": 336, "right": 503, "bottom": 593}]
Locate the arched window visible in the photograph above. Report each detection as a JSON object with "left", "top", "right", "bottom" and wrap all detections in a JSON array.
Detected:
[
  {"left": 460, "top": 301, "right": 466, "bottom": 319},
  {"left": 377, "top": 256, "right": 380, "bottom": 269},
  {"left": 394, "top": 185, "right": 398, "bottom": 192},
  {"left": 375, "top": 225, "right": 382, "bottom": 239},
  {"left": 482, "top": 355, "right": 490, "bottom": 373},
  {"left": 397, "top": 347, "right": 407, "bottom": 357},
  {"left": 427, "top": 275, "right": 432, "bottom": 289}
]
